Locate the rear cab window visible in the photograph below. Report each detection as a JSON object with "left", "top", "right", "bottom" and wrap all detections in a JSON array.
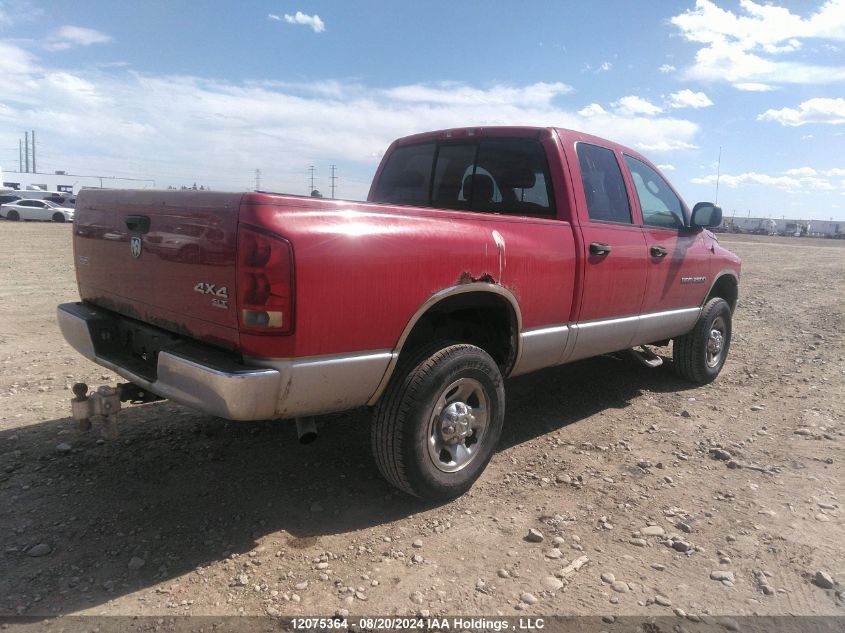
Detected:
[{"left": 371, "top": 137, "right": 555, "bottom": 218}]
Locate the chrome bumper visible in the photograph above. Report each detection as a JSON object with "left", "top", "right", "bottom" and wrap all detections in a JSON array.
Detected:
[{"left": 57, "top": 303, "right": 281, "bottom": 421}]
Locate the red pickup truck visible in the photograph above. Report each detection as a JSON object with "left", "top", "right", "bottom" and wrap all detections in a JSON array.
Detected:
[{"left": 58, "top": 126, "right": 740, "bottom": 499}]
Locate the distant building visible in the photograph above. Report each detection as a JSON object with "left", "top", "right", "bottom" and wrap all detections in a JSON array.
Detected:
[
  {"left": 1, "top": 169, "right": 152, "bottom": 195},
  {"left": 721, "top": 215, "right": 844, "bottom": 238}
]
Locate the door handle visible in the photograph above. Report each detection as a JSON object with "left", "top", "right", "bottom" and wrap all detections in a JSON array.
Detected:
[
  {"left": 125, "top": 215, "right": 151, "bottom": 234},
  {"left": 650, "top": 245, "right": 668, "bottom": 258},
  {"left": 589, "top": 242, "right": 612, "bottom": 256}
]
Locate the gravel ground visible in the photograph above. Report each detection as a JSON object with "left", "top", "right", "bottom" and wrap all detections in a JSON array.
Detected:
[{"left": 0, "top": 223, "right": 843, "bottom": 619}]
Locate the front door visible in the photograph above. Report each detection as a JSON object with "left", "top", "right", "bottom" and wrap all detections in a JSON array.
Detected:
[{"left": 622, "top": 155, "right": 710, "bottom": 343}]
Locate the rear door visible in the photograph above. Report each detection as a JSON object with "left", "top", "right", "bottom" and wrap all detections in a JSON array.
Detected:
[{"left": 568, "top": 141, "right": 648, "bottom": 360}]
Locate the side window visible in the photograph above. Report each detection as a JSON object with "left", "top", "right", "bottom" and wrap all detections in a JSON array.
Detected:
[
  {"left": 20, "top": 200, "right": 38, "bottom": 207},
  {"left": 576, "top": 143, "right": 632, "bottom": 224},
  {"left": 623, "top": 156, "right": 685, "bottom": 228},
  {"left": 370, "top": 143, "right": 435, "bottom": 206}
]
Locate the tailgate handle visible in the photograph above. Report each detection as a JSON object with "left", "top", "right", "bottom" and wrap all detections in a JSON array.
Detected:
[{"left": 125, "top": 215, "right": 151, "bottom": 234}]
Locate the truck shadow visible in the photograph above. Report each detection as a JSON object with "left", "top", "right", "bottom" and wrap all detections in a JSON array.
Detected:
[{"left": 0, "top": 353, "right": 692, "bottom": 616}]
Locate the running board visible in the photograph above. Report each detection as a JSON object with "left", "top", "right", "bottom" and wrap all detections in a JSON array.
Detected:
[{"left": 628, "top": 346, "right": 664, "bottom": 368}]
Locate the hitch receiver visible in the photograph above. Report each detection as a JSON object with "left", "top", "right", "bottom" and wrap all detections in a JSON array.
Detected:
[{"left": 70, "top": 382, "right": 162, "bottom": 437}]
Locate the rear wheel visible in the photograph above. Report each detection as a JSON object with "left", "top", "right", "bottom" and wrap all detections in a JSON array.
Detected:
[
  {"left": 372, "top": 343, "right": 505, "bottom": 500},
  {"left": 6, "top": 210, "right": 19, "bottom": 221},
  {"left": 673, "top": 297, "right": 732, "bottom": 384},
  {"left": 52, "top": 212, "right": 65, "bottom": 223}
]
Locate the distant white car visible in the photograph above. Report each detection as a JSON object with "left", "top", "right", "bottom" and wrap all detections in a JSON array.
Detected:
[{"left": 0, "top": 199, "right": 74, "bottom": 222}]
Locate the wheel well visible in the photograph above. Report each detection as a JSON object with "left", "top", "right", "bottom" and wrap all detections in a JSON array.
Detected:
[
  {"left": 707, "top": 274, "right": 738, "bottom": 313},
  {"left": 399, "top": 292, "right": 518, "bottom": 374}
]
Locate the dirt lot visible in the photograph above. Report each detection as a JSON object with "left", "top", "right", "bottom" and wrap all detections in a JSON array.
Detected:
[{"left": 0, "top": 223, "right": 843, "bottom": 620}]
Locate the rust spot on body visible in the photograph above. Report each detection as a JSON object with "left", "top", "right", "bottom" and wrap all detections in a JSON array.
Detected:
[{"left": 458, "top": 272, "right": 496, "bottom": 285}]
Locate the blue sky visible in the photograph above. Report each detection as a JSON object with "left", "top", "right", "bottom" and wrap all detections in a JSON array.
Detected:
[{"left": 1, "top": 0, "right": 844, "bottom": 220}]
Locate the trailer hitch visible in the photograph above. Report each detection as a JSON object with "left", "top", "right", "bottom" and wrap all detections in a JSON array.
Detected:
[{"left": 70, "top": 382, "right": 163, "bottom": 437}]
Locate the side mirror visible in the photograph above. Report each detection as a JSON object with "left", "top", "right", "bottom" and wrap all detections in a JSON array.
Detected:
[{"left": 691, "top": 202, "right": 722, "bottom": 228}]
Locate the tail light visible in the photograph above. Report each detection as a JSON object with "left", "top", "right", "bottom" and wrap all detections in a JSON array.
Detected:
[{"left": 237, "top": 226, "right": 294, "bottom": 334}]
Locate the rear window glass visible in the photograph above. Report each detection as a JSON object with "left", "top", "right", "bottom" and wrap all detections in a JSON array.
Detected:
[
  {"left": 372, "top": 138, "right": 555, "bottom": 217},
  {"left": 576, "top": 143, "right": 632, "bottom": 224}
]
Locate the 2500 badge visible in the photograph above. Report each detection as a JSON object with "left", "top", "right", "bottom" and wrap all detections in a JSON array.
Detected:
[{"left": 193, "top": 282, "right": 228, "bottom": 309}]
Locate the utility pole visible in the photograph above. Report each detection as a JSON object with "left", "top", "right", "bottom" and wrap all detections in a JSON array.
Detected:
[
  {"left": 255, "top": 169, "right": 261, "bottom": 191},
  {"left": 19, "top": 139, "right": 22, "bottom": 172},
  {"left": 330, "top": 164, "right": 338, "bottom": 199},
  {"left": 31, "top": 130, "right": 36, "bottom": 173},
  {"left": 24, "top": 132, "right": 29, "bottom": 173},
  {"left": 308, "top": 165, "right": 316, "bottom": 194}
]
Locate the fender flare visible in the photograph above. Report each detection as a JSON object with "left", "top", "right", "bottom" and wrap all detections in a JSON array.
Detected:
[
  {"left": 704, "top": 268, "right": 739, "bottom": 311},
  {"left": 366, "top": 282, "right": 523, "bottom": 405}
]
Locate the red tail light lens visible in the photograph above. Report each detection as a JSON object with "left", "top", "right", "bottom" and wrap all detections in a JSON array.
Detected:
[{"left": 237, "top": 227, "right": 294, "bottom": 334}]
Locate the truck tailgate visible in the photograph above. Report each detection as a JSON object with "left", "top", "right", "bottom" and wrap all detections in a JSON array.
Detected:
[{"left": 73, "top": 189, "right": 244, "bottom": 350}]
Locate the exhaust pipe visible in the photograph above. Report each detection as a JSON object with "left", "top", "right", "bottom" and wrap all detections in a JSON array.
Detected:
[{"left": 296, "top": 417, "right": 317, "bottom": 444}]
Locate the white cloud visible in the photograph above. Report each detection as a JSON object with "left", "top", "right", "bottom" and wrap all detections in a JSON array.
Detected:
[
  {"left": 44, "top": 25, "right": 112, "bottom": 51},
  {"left": 582, "top": 61, "right": 613, "bottom": 74},
  {"left": 268, "top": 13, "right": 281, "bottom": 21},
  {"left": 668, "top": 89, "right": 714, "bottom": 109},
  {"left": 692, "top": 167, "right": 844, "bottom": 192},
  {"left": 0, "top": 56, "right": 702, "bottom": 197},
  {"left": 785, "top": 167, "right": 818, "bottom": 176},
  {"left": 577, "top": 103, "right": 608, "bottom": 117},
  {"left": 758, "top": 98, "right": 845, "bottom": 126},
  {"left": 282, "top": 11, "right": 325, "bottom": 33},
  {"left": 733, "top": 82, "right": 775, "bottom": 91},
  {"left": 613, "top": 95, "right": 662, "bottom": 116},
  {"left": 0, "top": 0, "right": 42, "bottom": 26},
  {"left": 383, "top": 82, "right": 572, "bottom": 107},
  {"left": 0, "top": 40, "right": 38, "bottom": 75},
  {"left": 657, "top": 164, "right": 676, "bottom": 171},
  {"left": 670, "top": 1, "right": 845, "bottom": 87},
  {"left": 659, "top": 64, "right": 677, "bottom": 73}
]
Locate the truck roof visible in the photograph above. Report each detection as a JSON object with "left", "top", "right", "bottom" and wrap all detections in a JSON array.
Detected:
[{"left": 390, "top": 126, "right": 652, "bottom": 165}]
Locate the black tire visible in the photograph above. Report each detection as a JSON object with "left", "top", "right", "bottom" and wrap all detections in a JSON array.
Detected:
[
  {"left": 52, "top": 212, "right": 65, "bottom": 223},
  {"left": 6, "top": 210, "right": 19, "bottom": 221},
  {"left": 673, "top": 297, "right": 732, "bottom": 384},
  {"left": 372, "top": 343, "right": 505, "bottom": 500}
]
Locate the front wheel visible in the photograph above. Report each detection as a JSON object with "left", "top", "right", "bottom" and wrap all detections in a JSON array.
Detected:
[
  {"left": 52, "top": 212, "right": 66, "bottom": 223},
  {"left": 673, "top": 297, "right": 732, "bottom": 384},
  {"left": 371, "top": 343, "right": 505, "bottom": 500}
]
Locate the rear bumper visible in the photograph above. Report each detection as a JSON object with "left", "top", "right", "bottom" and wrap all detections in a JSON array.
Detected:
[
  {"left": 57, "top": 302, "right": 394, "bottom": 421},
  {"left": 57, "top": 302, "right": 281, "bottom": 421}
]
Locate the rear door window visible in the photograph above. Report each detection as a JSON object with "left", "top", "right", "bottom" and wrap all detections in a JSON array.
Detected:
[{"left": 576, "top": 143, "right": 632, "bottom": 224}]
